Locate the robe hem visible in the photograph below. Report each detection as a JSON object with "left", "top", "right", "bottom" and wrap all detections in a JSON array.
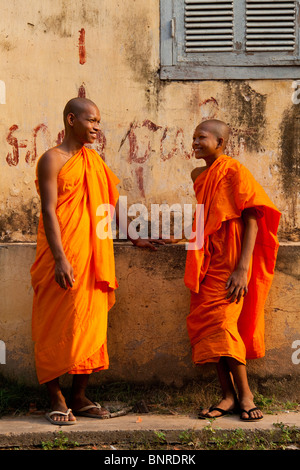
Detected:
[
  {"left": 192, "top": 353, "right": 246, "bottom": 366},
  {"left": 36, "top": 337, "right": 109, "bottom": 385},
  {"left": 37, "top": 362, "right": 109, "bottom": 385}
]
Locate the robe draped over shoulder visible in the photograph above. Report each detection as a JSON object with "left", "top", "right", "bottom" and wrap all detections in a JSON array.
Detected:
[
  {"left": 31, "top": 146, "right": 119, "bottom": 384},
  {"left": 184, "top": 155, "right": 280, "bottom": 364}
]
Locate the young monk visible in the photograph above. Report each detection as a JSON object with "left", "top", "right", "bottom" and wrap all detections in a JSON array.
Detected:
[
  {"left": 184, "top": 119, "right": 281, "bottom": 421},
  {"left": 31, "top": 97, "right": 161, "bottom": 425}
]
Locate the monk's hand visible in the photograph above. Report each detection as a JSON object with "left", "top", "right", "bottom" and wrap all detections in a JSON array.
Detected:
[
  {"left": 225, "top": 268, "right": 248, "bottom": 304},
  {"left": 132, "top": 237, "right": 165, "bottom": 251},
  {"left": 159, "top": 235, "right": 182, "bottom": 244},
  {"left": 55, "top": 257, "right": 75, "bottom": 289}
]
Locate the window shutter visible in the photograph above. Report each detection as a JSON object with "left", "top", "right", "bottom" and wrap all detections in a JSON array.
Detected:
[
  {"left": 160, "top": 0, "right": 300, "bottom": 79},
  {"left": 246, "top": 0, "right": 297, "bottom": 52}
]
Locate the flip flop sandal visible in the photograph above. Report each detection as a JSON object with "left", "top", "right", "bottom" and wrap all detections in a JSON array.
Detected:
[
  {"left": 198, "top": 406, "right": 234, "bottom": 420},
  {"left": 73, "top": 402, "right": 111, "bottom": 419},
  {"left": 240, "top": 407, "right": 263, "bottom": 421},
  {"left": 45, "top": 408, "right": 77, "bottom": 425}
]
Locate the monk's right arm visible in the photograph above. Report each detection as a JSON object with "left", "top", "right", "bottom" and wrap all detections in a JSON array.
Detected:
[{"left": 37, "top": 153, "right": 74, "bottom": 289}]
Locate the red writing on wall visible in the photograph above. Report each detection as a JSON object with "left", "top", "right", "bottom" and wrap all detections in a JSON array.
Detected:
[
  {"left": 6, "top": 124, "right": 51, "bottom": 167},
  {"left": 78, "top": 28, "right": 86, "bottom": 65}
]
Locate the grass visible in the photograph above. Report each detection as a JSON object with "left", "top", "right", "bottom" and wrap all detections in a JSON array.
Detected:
[
  {"left": 0, "top": 373, "right": 299, "bottom": 450},
  {"left": 24, "top": 423, "right": 299, "bottom": 451},
  {"left": 0, "top": 373, "right": 299, "bottom": 418},
  {"left": 41, "top": 431, "right": 79, "bottom": 450}
]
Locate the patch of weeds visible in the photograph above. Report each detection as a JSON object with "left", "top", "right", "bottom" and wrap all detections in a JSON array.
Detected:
[
  {"left": 179, "top": 430, "right": 197, "bottom": 446},
  {"left": 0, "top": 374, "right": 299, "bottom": 419},
  {"left": 273, "top": 422, "right": 300, "bottom": 450},
  {"left": 254, "top": 392, "right": 298, "bottom": 414},
  {"left": 41, "top": 431, "right": 79, "bottom": 450},
  {"left": 175, "top": 422, "right": 300, "bottom": 451},
  {"left": 214, "top": 428, "right": 250, "bottom": 450},
  {"left": 0, "top": 374, "right": 49, "bottom": 417},
  {"left": 153, "top": 431, "right": 167, "bottom": 444}
]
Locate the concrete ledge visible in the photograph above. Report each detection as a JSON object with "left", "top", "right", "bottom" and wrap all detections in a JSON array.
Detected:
[
  {"left": 0, "top": 411, "right": 299, "bottom": 449},
  {"left": 0, "top": 242, "right": 299, "bottom": 386}
]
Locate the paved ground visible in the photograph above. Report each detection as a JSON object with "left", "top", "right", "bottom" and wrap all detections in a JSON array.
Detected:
[{"left": 0, "top": 410, "right": 299, "bottom": 449}]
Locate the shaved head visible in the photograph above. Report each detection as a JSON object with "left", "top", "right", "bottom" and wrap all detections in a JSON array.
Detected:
[
  {"left": 63, "top": 97, "right": 99, "bottom": 126},
  {"left": 197, "top": 119, "right": 230, "bottom": 147}
]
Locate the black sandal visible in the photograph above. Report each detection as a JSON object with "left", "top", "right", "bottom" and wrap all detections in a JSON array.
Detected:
[
  {"left": 198, "top": 406, "right": 234, "bottom": 419},
  {"left": 240, "top": 407, "right": 263, "bottom": 421}
]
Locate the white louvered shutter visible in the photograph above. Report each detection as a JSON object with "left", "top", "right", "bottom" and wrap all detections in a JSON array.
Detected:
[
  {"left": 246, "top": 0, "right": 297, "bottom": 52},
  {"left": 185, "top": 0, "right": 234, "bottom": 52},
  {"left": 160, "top": 0, "right": 300, "bottom": 79}
]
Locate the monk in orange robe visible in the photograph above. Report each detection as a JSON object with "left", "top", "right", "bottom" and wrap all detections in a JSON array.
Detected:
[
  {"left": 31, "top": 97, "right": 159, "bottom": 425},
  {"left": 184, "top": 120, "right": 280, "bottom": 421}
]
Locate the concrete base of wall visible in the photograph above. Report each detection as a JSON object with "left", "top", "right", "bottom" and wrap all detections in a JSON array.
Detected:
[{"left": 0, "top": 242, "right": 299, "bottom": 387}]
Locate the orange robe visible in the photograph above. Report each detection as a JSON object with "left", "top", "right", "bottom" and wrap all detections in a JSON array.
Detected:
[
  {"left": 31, "top": 146, "right": 119, "bottom": 384},
  {"left": 184, "top": 155, "right": 280, "bottom": 365}
]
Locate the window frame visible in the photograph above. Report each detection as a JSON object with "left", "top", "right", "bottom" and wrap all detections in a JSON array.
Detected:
[{"left": 160, "top": 0, "right": 300, "bottom": 80}]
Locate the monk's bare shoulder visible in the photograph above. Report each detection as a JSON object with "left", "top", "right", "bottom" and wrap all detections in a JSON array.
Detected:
[
  {"left": 37, "top": 147, "right": 67, "bottom": 177},
  {"left": 191, "top": 166, "right": 207, "bottom": 183}
]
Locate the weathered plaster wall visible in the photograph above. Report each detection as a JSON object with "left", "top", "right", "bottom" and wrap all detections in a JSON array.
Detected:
[
  {"left": 0, "top": 1, "right": 299, "bottom": 385},
  {"left": 0, "top": 0, "right": 299, "bottom": 242},
  {"left": 0, "top": 243, "right": 299, "bottom": 386}
]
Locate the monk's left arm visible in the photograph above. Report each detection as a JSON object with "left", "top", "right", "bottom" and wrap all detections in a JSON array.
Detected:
[{"left": 225, "top": 212, "right": 258, "bottom": 303}]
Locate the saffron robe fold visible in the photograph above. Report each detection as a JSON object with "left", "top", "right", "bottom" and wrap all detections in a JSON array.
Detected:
[
  {"left": 31, "top": 146, "right": 119, "bottom": 384},
  {"left": 184, "top": 155, "right": 280, "bottom": 365}
]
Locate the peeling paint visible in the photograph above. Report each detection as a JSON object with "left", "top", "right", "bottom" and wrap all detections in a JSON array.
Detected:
[
  {"left": 224, "top": 82, "right": 267, "bottom": 153},
  {"left": 279, "top": 105, "right": 300, "bottom": 241},
  {"left": 0, "top": 200, "right": 39, "bottom": 242}
]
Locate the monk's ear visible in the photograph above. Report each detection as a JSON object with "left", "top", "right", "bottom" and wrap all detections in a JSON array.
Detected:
[
  {"left": 216, "top": 137, "right": 224, "bottom": 149},
  {"left": 67, "top": 112, "right": 76, "bottom": 127}
]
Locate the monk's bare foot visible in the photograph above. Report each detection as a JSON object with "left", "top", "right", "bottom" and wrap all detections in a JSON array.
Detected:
[
  {"left": 199, "top": 397, "right": 237, "bottom": 419},
  {"left": 48, "top": 393, "right": 76, "bottom": 423},
  {"left": 239, "top": 395, "right": 263, "bottom": 421},
  {"left": 71, "top": 396, "right": 110, "bottom": 418}
]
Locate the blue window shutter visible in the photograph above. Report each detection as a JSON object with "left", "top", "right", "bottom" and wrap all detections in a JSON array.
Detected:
[
  {"left": 246, "top": 1, "right": 297, "bottom": 52},
  {"left": 160, "top": 0, "right": 300, "bottom": 79},
  {"left": 185, "top": 0, "right": 234, "bottom": 52}
]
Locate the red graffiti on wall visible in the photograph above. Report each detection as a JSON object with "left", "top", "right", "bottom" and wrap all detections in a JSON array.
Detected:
[
  {"left": 199, "top": 97, "right": 219, "bottom": 119},
  {"left": 56, "top": 130, "right": 65, "bottom": 146},
  {"left": 160, "top": 127, "right": 190, "bottom": 162},
  {"left": 78, "top": 28, "right": 86, "bottom": 65},
  {"left": 3, "top": 114, "right": 198, "bottom": 201},
  {"left": 135, "top": 167, "right": 145, "bottom": 198},
  {"left": 25, "top": 124, "right": 50, "bottom": 165},
  {"left": 127, "top": 122, "right": 151, "bottom": 165},
  {"left": 6, "top": 123, "right": 57, "bottom": 167},
  {"left": 78, "top": 83, "right": 86, "bottom": 98},
  {"left": 93, "top": 130, "right": 106, "bottom": 161},
  {"left": 5, "top": 118, "right": 192, "bottom": 172},
  {"left": 118, "top": 119, "right": 192, "bottom": 195},
  {"left": 6, "top": 125, "right": 27, "bottom": 166}
]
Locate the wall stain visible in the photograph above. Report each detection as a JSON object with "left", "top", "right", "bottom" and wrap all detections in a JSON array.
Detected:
[
  {"left": 114, "top": 7, "right": 168, "bottom": 111},
  {"left": 40, "top": 1, "right": 99, "bottom": 37},
  {"left": 224, "top": 82, "right": 267, "bottom": 153},
  {"left": 121, "top": 10, "right": 153, "bottom": 83},
  {"left": 279, "top": 104, "right": 300, "bottom": 241},
  {"left": 145, "top": 70, "right": 169, "bottom": 112},
  {"left": 41, "top": 2, "right": 71, "bottom": 38},
  {"left": 0, "top": 200, "right": 40, "bottom": 242}
]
